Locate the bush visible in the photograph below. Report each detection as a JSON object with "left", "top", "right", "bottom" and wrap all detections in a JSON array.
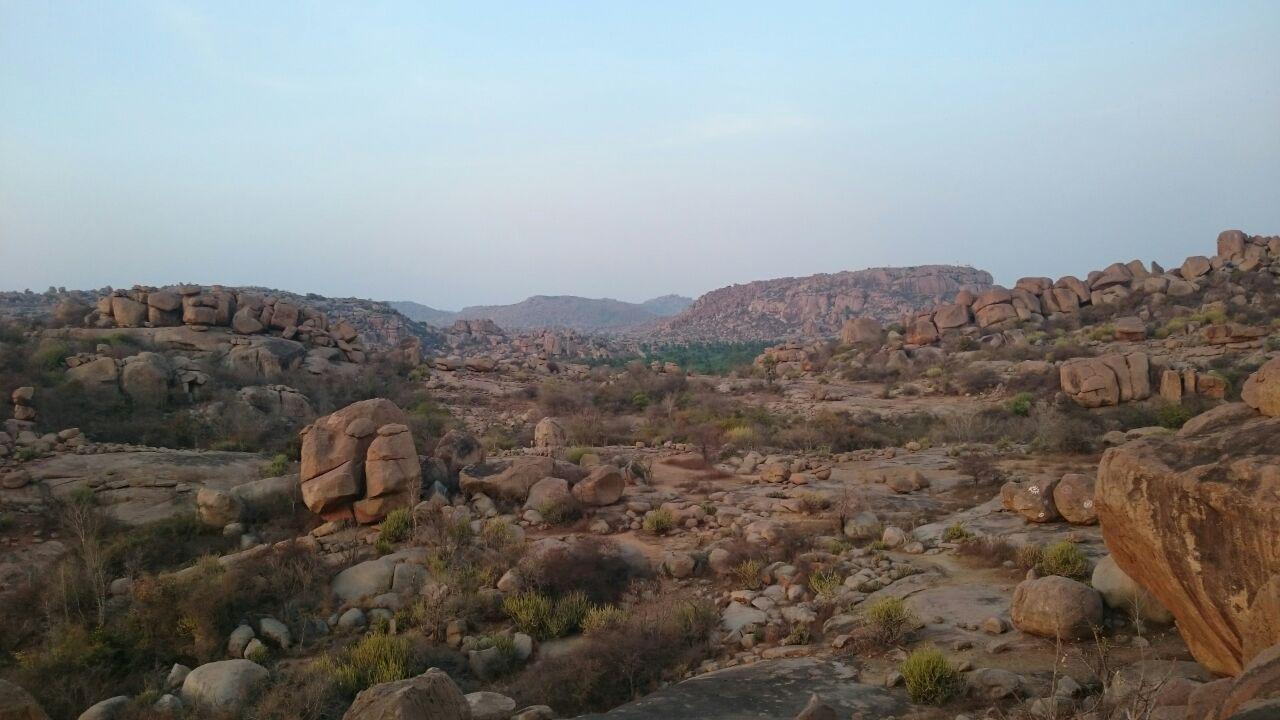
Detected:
[
  {"left": 863, "top": 597, "right": 914, "bottom": 645},
  {"left": 642, "top": 508, "right": 676, "bottom": 535},
  {"left": 1015, "top": 544, "right": 1044, "bottom": 571},
  {"left": 581, "top": 605, "right": 628, "bottom": 636},
  {"left": 900, "top": 648, "right": 961, "bottom": 705},
  {"left": 503, "top": 590, "right": 593, "bottom": 640},
  {"left": 565, "top": 446, "right": 592, "bottom": 464},
  {"left": 260, "top": 453, "right": 290, "bottom": 478},
  {"left": 1156, "top": 403, "right": 1193, "bottom": 429},
  {"left": 317, "top": 631, "right": 413, "bottom": 697},
  {"left": 1038, "top": 541, "right": 1089, "bottom": 579},
  {"left": 956, "top": 536, "right": 1016, "bottom": 567},
  {"left": 519, "top": 539, "right": 635, "bottom": 605},
  {"left": 941, "top": 523, "right": 971, "bottom": 542},
  {"left": 1008, "top": 392, "right": 1034, "bottom": 417},
  {"left": 807, "top": 569, "right": 842, "bottom": 599},
  {"left": 378, "top": 508, "right": 413, "bottom": 545},
  {"left": 731, "top": 559, "right": 764, "bottom": 590},
  {"left": 537, "top": 499, "right": 581, "bottom": 526}
]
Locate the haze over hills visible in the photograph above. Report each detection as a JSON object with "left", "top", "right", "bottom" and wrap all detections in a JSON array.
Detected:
[{"left": 390, "top": 294, "right": 693, "bottom": 332}]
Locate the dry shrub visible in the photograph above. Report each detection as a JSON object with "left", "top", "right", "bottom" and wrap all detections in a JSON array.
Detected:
[
  {"left": 519, "top": 539, "right": 638, "bottom": 604},
  {"left": 503, "top": 596, "right": 716, "bottom": 715},
  {"left": 956, "top": 536, "right": 1018, "bottom": 567}
]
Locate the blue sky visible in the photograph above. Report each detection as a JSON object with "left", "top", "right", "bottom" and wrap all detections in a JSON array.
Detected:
[{"left": 2, "top": 1, "right": 1278, "bottom": 308}]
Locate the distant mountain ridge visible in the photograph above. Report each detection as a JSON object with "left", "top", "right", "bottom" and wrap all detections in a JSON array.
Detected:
[
  {"left": 648, "top": 265, "right": 994, "bottom": 341},
  {"left": 390, "top": 294, "right": 693, "bottom": 332}
]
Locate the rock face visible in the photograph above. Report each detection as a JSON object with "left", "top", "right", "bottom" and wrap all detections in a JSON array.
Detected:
[
  {"left": 0, "top": 679, "right": 49, "bottom": 720},
  {"left": 1011, "top": 576, "right": 1104, "bottom": 640},
  {"left": 1096, "top": 395, "right": 1280, "bottom": 676},
  {"left": 342, "top": 668, "right": 472, "bottom": 720},
  {"left": 299, "top": 399, "right": 420, "bottom": 524},
  {"left": 654, "top": 265, "right": 993, "bottom": 342}
]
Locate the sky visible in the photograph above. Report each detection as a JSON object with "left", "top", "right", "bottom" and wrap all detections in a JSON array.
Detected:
[{"left": 2, "top": 1, "right": 1278, "bottom": 309}]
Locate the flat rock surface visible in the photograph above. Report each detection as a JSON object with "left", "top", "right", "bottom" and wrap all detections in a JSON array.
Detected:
[{"left": 573, "top": 658, "right": 906, "bottom": 719}]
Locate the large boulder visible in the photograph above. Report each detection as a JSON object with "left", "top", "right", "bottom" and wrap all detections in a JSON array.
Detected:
[
  {"left": 460, "top": 457, "right": 555, "bottom": 503},
  {"left": 1052, "top": 473, "right": 1097, "bottom": 525},
  {"left": 341, "top": 668, "right": 471, "bottom": 720},
  {"left": 533, "top": 418, "right": 566, "bottom": 450},
  {"left": 67, "top": 357, "right": 119, "bottom": 389},
  {"left": 0, "top": 679, "right": 49, "bottom": 720},
  {"left": 1060, "top": 353, "right": 1150, "bottom": 408},
  {"left": 120, "top": 352, "right": 171, "bottom": 407},
  {"left": 181, "top": 660, "right": 268, "bottom": 714},
  {"left": 1242, "top": 358, "right": 1280, "bottom": 418},
  {"left": 1010, "top": 575, "right": 1103, "bottom": 640},
  {"left": 840, "top": 317, "right": 883, "bottom": 345},
  {"left": 299, "top": 399, "right": 415, "bottom": 523},
  {"left": 1000, "top": 477, "right": 1060, "bottom": 523},
  {"left": 434, "top": 430, "right": 485, "bottom": 474},
  {"left": 110, "top": 296, "right": 148, "bottom": 327},
  {"left": 1096, "top": 405, "right": 1280, "bottom": 675},
  {"left": 571, "top": 465, "right": 624, "bottom": 506}
]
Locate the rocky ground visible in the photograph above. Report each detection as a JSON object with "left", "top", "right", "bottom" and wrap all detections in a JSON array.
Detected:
[{"left": 0, "top": 230, "right": 1278, "bottom": 720}]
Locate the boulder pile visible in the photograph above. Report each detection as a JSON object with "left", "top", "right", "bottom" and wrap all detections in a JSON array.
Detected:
[
  {"left": 87, "top": 285, "right": 369, "bottom": 363},
  {"left": 299, "top": 399, "right": 421, "bottom": 524}
]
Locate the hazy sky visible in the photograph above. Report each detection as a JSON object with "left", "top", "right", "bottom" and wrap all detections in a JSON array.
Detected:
[{"left": 2, "top": 2, "right": 1278, "bottom": 309}]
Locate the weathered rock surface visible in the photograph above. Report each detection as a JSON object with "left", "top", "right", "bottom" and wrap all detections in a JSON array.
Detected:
[
  {"left": 342, "top": 668, "right": 472, "bottom": 720},
  {"left": 180, "top": 660, "right": 268, "bottom": 714},
  {"left": 1096, "top": 399, "right": 1280, "bottom": 675},
  {"left": 0, "top": 679, "right": 49, "bottom": 720}
]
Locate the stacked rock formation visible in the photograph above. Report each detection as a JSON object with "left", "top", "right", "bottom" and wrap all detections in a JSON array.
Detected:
[
  {"left": 1059, "top": 353, "right": 1152, "bottom": 408},
  {"left": 299, "top": 399, "right": 421, "bottom": 524},
  {"left": 87, "top": 285, "right": 368, "bottom": 364},
  {"left": 10, "top": 387, "right": 35, "bottom": 422},
  {"left": 885, "top": 229, "right": 1279, "bottom": 349},
  {"left": 1096, "top": 363, "right": 1280, "bottom": 676}
]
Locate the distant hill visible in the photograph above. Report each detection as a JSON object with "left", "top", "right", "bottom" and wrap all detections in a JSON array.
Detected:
[
  {"left": 639, "top": 294, "right": 694, "bottom": 316},
  {"left": 389, "top": 300, "right": 459, "bottom": 326},
  {"left": 650, "top": 265, "right": 993, "bottom": 341},
  {"left": 453, "top": 294, "right": 692, "bottom": 332}
]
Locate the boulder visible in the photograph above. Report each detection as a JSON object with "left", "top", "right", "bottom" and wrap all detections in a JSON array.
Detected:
[
  {"left": 466, "top": 691, "right": 515, "bottom": 720},
  {"left": 1242, "top": 359, "right": 1280, "bottom": 417},
  {"left": 110, "top": 296, "right": 148, "bottom": 327},
  {"left": 460, "top": 457, "right": 555, "bottom": 503},
  {"left": 524, "top": 477, "right": 573, "bottom": 512},
  {"left": 843, "top": 511, "right": 881, "bottom": 541},
  {"left": 794, "top": 693, "right": 837, "bottom": 720},
  {"left": 120, "top": 353, "right": 171, "bottom": 407},
  {"left": 840, "top": 318, "right": 883, "bottom": 345},
  {"left": 1221, "top": 643, "right": 1280, "bottom": 719},
  {"left": 1000, "top": 477, "right": 1061, "bottom": 523},
  {"left": 1181, "top": 255, "right": 1212, "bottom": 279},
  {"left": 1052, "top": 473, "right": 1097, "bottom": 525},
  {"left": 181, "top": 660, "right": 268, "bottom": 714},
  {"left": 975, "top": 302, "right": 1018, "bottom": 328},
  {"left": 299, "top": 399, "right": 412, "bottom": 522},
  {"left": 906, "top": 318, "right": 938, "bottom": 345},
  {"left": 1096, "top": 409, "right": 1280, "bottom": 675},
  {"left": 76, "top": 696, "right": 129, "bottom": 720},
  {"left": 1060, "top": 353, "right": 1150, "bottom": 408},
  {"left": 1091, "top": 555, "right": 1173, "bottom": 625},
  {"left": 67, "top": 357, "right": 119, "bottom": 388},
  {"left": 332, "top": 559, "right": 395, "bottom": 604},
  {"left": 933, "top": 304, "right": 971, "bottom": 330},
  {"left": 571, "top": 465, "right": 624, "bottom": 506},
  {"left": 341, "top": 668, "right": 471, "bottom": 720},
  {"left": 434, "top": 430, "right": 485, "bottom": 474},
  {"left": 1010, "top": 576, "right": 1104, "bottom": 640},
  {"left": 1218, "top": 230, "right": 1248, "bottom": 260},
  {"left": 196, "top": 487, "right": 243, "bottom": 527},
  {"left": 533, "top": 417, "right": 566, "bottom": 450},
  {"left": 0, "top": 679, "right": 49, "bottom": 720}
]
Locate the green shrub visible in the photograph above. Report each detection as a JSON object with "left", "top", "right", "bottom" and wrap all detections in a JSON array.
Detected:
[
  {"left": 863, "top": 596, "right": 915, "bottom": 645},
  {"left": 503, "top": 590, "right": 593, "bottom": 640},
  {"left": 538, "top": 499, "right": 581, "bottom": 526},
  {"left": 1038, "top": 540, "right": 1089, "bottom": 579},
  {"left": 642, "top": 508, "right": 676, "bottom": 535},
  {"left": 798, "top": 492, "right": 831, "bottom": 513},
  {"left": 317, "top": 631, "right": 412, "bottom": 697},
  {"left": 565, "top": 446, "right": 592, "bottom": 464},
  {"left": 1008, "top": 392, "right": 1034, "bottom": 417},
  {"left": 900, "top": 648, "right": 961, "bottom": 705},
  {"left": 378, "top": 508, "right": 413, "bottom": 545},
  {"left": 807, "top": 569, "right": 842, "bottom": 599},
  {"left": 260, "top": 453, "right": 289, "bottom": 478},
  {"left": 941, "top": 523, "right": 971, "bottom": 542},
  {"left": 1156, "top": 403, "right": 1193, "bottom": 429},
  {"left": 0, "top": 513, "right": 12, "bottom": 532}
]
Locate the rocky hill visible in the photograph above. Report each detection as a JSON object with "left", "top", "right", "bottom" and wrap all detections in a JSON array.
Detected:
[
  {"left": 387, "top": 300, "right": 459, "bottom": 326},
  {"left": 652, "top": 265, "right": 993, "bottom": 341},
  {"left": 452, "top": 294, "right": 691, "bottom": 332}
]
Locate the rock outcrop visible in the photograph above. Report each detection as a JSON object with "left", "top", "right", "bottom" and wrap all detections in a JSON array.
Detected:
[
  {"left": 342, "top": 668, "right": 472, "bottom": 720},
  {"left": 655, "top": 265, "right": 993, "bottom": 342},
  {"left": 299, "top": 399, "right": 421, "bottom": 524},
  {"left": 1096, "top": 373, "right": 1280, "bottom": 675},
  {"left": 1060, "top": 353, "right": 1151, "bottom": 408}
]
